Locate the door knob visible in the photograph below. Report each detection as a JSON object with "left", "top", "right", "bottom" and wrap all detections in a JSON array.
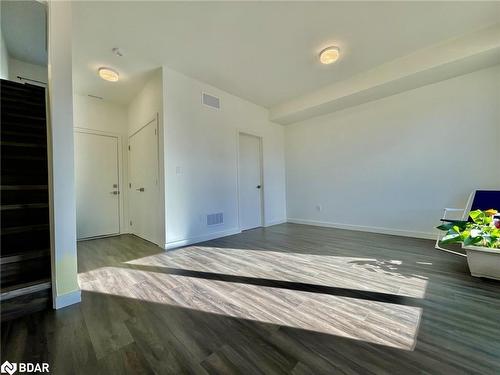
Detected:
[
  {"left": 256, "top": 185, "right": 261, "bottom": 189},
  {"left": 136, "top": 187, "right": 145, "bottom": 192},
  {"left": 110, "top": 191, "right": 119, "bottom": 195}
]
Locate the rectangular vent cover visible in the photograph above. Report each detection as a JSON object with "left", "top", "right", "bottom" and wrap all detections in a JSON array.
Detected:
[
  {"left": 202, "top": 93, "right": 220, "bottom": 109},
  {"left": 207, "top": 212, "right": 223, "bottom": 226}
]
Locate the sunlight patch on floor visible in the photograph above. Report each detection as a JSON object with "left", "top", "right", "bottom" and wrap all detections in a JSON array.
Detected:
[
  {"left": 78, "top": 266, "right": 422, "bottom": 351},
  {"left": 125, "top": 246, "right": 428, "bottom": 298}
]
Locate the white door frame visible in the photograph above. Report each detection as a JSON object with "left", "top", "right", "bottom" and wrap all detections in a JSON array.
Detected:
[
  {"left": 128, "top": 116, "right": 162, "bottom": 246},
  {"left": 74, "top": 127, "right": 125, "bottom": 238},
  {"left": 236, "top": 130, "right": 265, "bottom": 231}
]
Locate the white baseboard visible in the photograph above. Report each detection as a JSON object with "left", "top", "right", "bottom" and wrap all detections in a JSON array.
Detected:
[
  {"left": 264, "top": 218, "right": 287, "bottom": 227},
  {"left": 287, "top": 218, "right": 435, "bottom": 240},
  {"left": 165, "top": 227, "right": 242, "bottom": 250},
  {"left": 54, "top": 289, "right": 81, "bottom": 309}
]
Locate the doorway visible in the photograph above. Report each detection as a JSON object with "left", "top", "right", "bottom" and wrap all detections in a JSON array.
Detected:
[
  {"left": 75, "top": 130, "right": 121, "bottom": 239},
  {"left": 128, "top": 118, "right": 159, "bottom": 244},
  {"left": 238, "top": 132, "right": 263, "bottom": 231}
]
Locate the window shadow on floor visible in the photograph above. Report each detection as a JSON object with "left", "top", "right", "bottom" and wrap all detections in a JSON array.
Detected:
[{"left": 118, "top": 263, "right": 423, "bottom": 307}]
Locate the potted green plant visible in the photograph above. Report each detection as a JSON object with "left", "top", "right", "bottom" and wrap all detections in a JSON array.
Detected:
[{"left": 437, "top": 209, "right": 500, "bottom": 280}]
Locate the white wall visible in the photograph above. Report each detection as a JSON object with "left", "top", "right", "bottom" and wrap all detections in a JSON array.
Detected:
[
  {"left": 75, "top": 94, "right": 128, "bottom": 134},
  {"left": 73, "top": 94, "right": 129, "bottom": 233},
  {"left": 163, "top": 66, "right": 287, "bottom": 248},
  {"left": 0, "top": 28, "right": 9, "bottom": 79},
  {"left": 286, "top": 65, "right": 500, "bottom": 239},
  {"left": 127, "top": 69, "right": 165, "bottom": 246},
  {"left": 47, "top": 0, "right": 80, "bottom": 308},
  {"left": 128, "top": 70, "right": 163, "bottom": 135},
  {"left": 8, "top": 58, "right": 47, "bottom": 85}
]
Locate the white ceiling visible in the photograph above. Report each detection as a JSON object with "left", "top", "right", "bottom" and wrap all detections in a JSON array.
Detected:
[
  {"left": 1, "top": 0, "right": 47, "bottom": 66},
  {"left": 73, "top": 1, "right": 500, "bottom": 107}
]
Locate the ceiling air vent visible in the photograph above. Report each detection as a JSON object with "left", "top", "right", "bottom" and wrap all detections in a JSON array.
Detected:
[
  {"left": 207, "top": 212, "right": 223, "bottom": 226},
  {"left": 202, "top": 92, "right": 220, "bottom": 110}
]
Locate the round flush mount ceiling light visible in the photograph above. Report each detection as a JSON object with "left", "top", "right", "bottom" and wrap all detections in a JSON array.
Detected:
[
  {"left": 319, "top": 46, "right": 340, "bottom": 65},
  {"left": 98, "top": 67, "right": 119, "bottom": 82}
]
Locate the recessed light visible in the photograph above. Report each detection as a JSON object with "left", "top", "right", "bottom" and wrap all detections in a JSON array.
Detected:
[
  {"left": 319, "top": 46, "right": 340, "bottom": 65},
  {"left": 98, "top": 67, "right": 119, "bottom": 82}
]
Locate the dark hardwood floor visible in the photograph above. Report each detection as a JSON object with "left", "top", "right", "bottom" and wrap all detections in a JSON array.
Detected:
[{"left": 2, "top": 223, "right": 500, "bottom": 374}]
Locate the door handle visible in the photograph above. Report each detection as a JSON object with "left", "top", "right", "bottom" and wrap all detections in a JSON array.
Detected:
[
  {"left": 136, "top": 187, "right": 145, "bottom": 192},
  {"left": 256, "top": 185, "right": 261, "bottom": 189},
  {"left": 110, "top": 191, "right": 120, "bottom": 195}
]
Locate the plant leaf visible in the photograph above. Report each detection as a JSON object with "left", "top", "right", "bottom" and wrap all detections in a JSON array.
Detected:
[
  {"left": 441, "top": 233, "right": 462, "bottom": 244},
  {"left": 464, "top": 235, "right": 482, "bottom": 246},
  {"left": 437, "top": 223, "right": 453, "bottom": 231},
  {"left": 436, "top": 221, "right": 468, "bottom": 231},
  {"left": 469, "top": 209, "right": 485, "bottom": 224}
]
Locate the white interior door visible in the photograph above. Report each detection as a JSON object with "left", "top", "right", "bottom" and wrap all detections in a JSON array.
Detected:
[
  {"left": 129, "top": 119, "right": 159, "bottom": 244},
  {"left": 239, "top": 133, "right": 263, "bottom": 230},
  {"left": 75, "top": 131, "right": 120, "bottom": 239}
]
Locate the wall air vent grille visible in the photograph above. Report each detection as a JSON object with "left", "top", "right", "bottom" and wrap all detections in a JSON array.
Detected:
[
  {"left": 207, "top": 212, "right": 223, "bottom": 226},
  {"left": 202, "top": 92, "right": 220, "bottom": 109}
]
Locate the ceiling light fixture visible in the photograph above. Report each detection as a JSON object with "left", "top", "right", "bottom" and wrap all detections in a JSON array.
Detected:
[
  {"left": 98, "top": 67, "right": 119, "bottom": 82},
  {"left": 319, "top": 46, "right": 340, "bottom": 65}
]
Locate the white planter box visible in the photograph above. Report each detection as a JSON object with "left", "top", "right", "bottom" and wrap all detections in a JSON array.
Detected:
[{"left": 463, "top": 245, "right": 500, "bottom": 281}]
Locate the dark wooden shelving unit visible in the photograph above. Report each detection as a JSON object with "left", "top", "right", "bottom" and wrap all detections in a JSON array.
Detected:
[{"left": 1, "top": 79, "right": 52, "bottom": 321}]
